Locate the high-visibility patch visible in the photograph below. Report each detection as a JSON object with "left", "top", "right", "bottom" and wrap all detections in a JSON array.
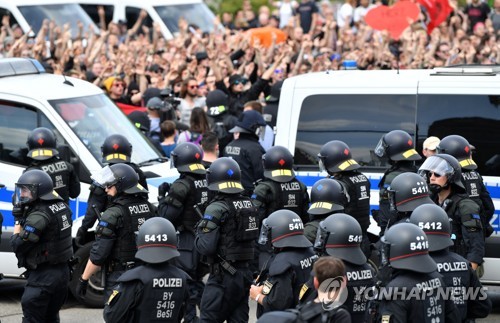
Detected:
[
  {"left": 262, "top": 280, "right": 274, "bottom": 295},
  {"left": 338, "top": 159, "right": 358, "bottom": 171},
  {"left": 218, "top": 181, "right": 243, "bottom": 190},
  {"left": 381, "top": 314, "right": 391, "bottom": 323},
  {"left": 402, "top": 149, "right": 418, "bottom": 159},
  {"left": 106, "top": 290, "right": 120, "bottom": 305},
  {"left": 299, "top": 283, "right": 309, "bottom": 300},
  {"left": 188, "top": 164, "right": 205, "bottom": 171},
  {"left": 310, "top": 202, "right": 333, "bottom": 210},
  {"left": 105, "top": 153, "right": 127, "bottom": 161},
  {"left": 271, "top": 169, "right": 292, "bottom": 177},
  {"left": 459, "top": 159, "right": 476, "bottom": 167},
  {"left": 32, "top": 149, "right": 53, "bottom": 157}
]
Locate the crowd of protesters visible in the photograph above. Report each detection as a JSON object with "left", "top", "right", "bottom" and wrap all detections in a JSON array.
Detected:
[{"left": 0, "top": 0, "right": 499, "bottom": 131}]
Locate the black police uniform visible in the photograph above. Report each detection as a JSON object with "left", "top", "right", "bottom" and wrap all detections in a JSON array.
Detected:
[
  {"left": 217, "top": 77, "right": 269, "bottom": 117},
  {"left": 10, "top": 199, "right": 73, "bottom": 322},
  {"left": 195, "top": 192, "right": 258, "bottom": 322},
  {"left": 252, "top": 178, "right": 309, "bottom": 224},
  {"left": 333, "top": 171, "right": 371, "bottom": 253},
  {"left": 431, "top": 249, "right": 491, "bottom": 321},
  {"left": 433, "top": 192, "right": 485, "bottom": 265},
  {"left": 158, "top": 172, "right": 209, "bottom": 322},
  {"left": 462, "top": 169, "right": 495, "bottom": 237},
  {"left": 224, "top": 133, "right": 266, "bottom": 195},
  {"left": 378, "top": 270, "right": 460, "bottom": 323},
  {"left": 103, "top": 262, "right": 191, "bottom": 322},
  {"left": 377, "top": 162, "right": 417, "bottom": 235},
  {"left": 257, "top": 249, "right": 317, "bottom": 316},
  {"left": 78, "top": 162, "right": 148, "bottom": 243},
  {"left": 25, "top": 156, "right": 80, "bottom": 203},
  {"left": 208, "top": 112, "right": 238, "bottom": 153},
  {"left": 90, "top": 194, "right": 155, "bottom": 298}
]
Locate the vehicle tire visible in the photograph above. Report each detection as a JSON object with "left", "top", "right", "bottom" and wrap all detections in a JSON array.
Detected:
[{"left": 69, "top": 241, "right": 105, "bottom": 308}]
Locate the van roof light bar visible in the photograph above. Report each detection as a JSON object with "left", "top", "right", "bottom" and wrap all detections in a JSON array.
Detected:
[
  {"left": 432, "top": 65, "right": 500, "bottom": 76},
  {"left": 0, "top": 58, "right": 46, "bottom": 78}
]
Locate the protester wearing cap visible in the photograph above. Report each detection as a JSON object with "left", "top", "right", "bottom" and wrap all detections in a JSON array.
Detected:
[
  {"left": 77, "top": 163, "right": 155, "bottom": 301},
  {"left": 103, "top": 76, "right": 143, "bottom": 105},
  {"left": 103, "top": 217, "right": 191, "bottom": 322},
  {"left": 422, "top": 136, "right": 440, "bottom": 158},
  {"left": 378, "top": 223, "right": 460, "bottom": 322}
]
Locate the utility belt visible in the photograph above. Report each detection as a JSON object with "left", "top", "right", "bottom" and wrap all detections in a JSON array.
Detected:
[
  {"left": 210, "top": 258, "right": 248, "bottom": 276},
  {"left": 108, "top": 260, "right": 136, "bottom": 272}
]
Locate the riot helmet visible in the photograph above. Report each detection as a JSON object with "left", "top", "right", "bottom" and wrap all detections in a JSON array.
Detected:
[
  {"left": 418, "top": 154, "right": 465, "bottom": 193},
  {"left": 206, "top": 90, "right": 229, "bottom": 117},
  {"left": 229, "top": 110, "right": 266, "bottom": 140},
  {"left": 259, "top": 209, "right": 312, "bottom": 248},
  {"left": 374, "top": 130, "right": 421, "bottom": 161},
  {"left": 410, "top": 204, "right": 453, "bottom": 252},
  {"left": 318, "top": 140, "right": 360, "bottom": 173},
  {"left": 308, "top": 178, "right": 346, "bottom": 216},
  {"left": 14, "top": 169, "right": 60, "bottom": 206},
  {"left": 136, "top": 217, "right": 180, "bottom": 263},
  {"left": 93, "top": 163, "right": 147, "bottom": 194},
  {"left": 387, "top": 172, "right": 433, "bottom": 213},
  {"left": 170, "top": 142, "right": 205, "bottom": 175},
  {"left": 101, "top": 134, "right": 132, "bottom": 163},
  {"left": 437, "top": 135, "right": 477, "bottom": 170},
  {"left": 206, "top": 157, "right": 244, "bottom": 193},
  {"left": 314, "top": 213, "right": 366, "bottom": 265},
  {"left": 380, "top": 223, "right": 436, "bottom": 273},
  {"left": 262, "top": 146, "right": 295, "bottom": 182},
  {"left": 26, "top": 127, "right": 58, "bottom": 160}
]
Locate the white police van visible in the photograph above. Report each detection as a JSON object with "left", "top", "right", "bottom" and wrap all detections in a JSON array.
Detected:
[
  {"left": 275, "top": 66, "right": 500, "bottom": 285},
  {"left": 0, "top": 58, "right": 177, "bottom": 306}
]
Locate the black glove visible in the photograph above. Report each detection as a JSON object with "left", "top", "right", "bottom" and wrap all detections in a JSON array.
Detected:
[
  {"left": 158, "top": 182, "right": 171, "bottom": 199},
  {"left": 75, "top": 226, "right": 87, "bottom": 247},
  {"left": 12, "top": 205, "right": 25, "bottom": 220},
  {"left": 76, "top": 276, "right": 88, "bottom": 300}
]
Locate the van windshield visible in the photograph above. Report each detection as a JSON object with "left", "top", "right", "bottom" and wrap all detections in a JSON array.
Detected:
[
  {"left": 49, "top": 94, "right": 162, "bottom": 165},
  {"left": 18, "top": 4, "right": 97, "bottom": 37},
  {"left": 154, "top": 3, "right": 216, "bottom": 34}
]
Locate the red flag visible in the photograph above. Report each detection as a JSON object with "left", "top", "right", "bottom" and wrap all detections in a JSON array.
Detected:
[
  {"left": 417, "top": 0, "right": 452, "bottom": 34},
  {"left": 115, "top": 102, "right": 147, "bottom": 115}
]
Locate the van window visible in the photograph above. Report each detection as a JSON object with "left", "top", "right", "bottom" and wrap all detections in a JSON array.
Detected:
[
  {"left": 80, "top": 5, "right": 114, "bottom": 27},
  {"left": 154, "top": 3, "right": 216, "bottom": 33},
  {"left": 49, "top": 93, "right": 162, "bottom": 166},
  {"left": 417, "top": 94, "right": 500, "bottom": 176},
  {"left": 18, "top": 4, "right": 97, "bottom": 37},
  {"left": 125, "top": 6, "right": 153, "bottom": 30},
  {"left": 295, "top": 94, "right": 416, "bottom": 169}
]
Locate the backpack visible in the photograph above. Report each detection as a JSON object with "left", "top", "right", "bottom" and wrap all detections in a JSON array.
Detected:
[{"left": 184, "top": 131, "right": 203, "bottom": 145}]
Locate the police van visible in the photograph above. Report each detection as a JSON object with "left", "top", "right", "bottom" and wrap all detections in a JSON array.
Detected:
[
  {"left": 275, "top": 66, "right": 500, "bottom": 285},
  {"left": 0, "top": 58, "right": 177, "bottom": 306}
]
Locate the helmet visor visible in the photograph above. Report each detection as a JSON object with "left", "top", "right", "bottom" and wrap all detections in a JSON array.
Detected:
[
  {"left": 258, "top": 219, "right": 270, "bottom": 245},
  {"left": 14, "top": 184, "right": 37, "bottom": 206},
  {"left": 418, "top": 156, "right": 453, "bottom": 178},
  {"left": 318, "top": 157, "right": 327, "bottom": 173},
  {"left": 379, "top": 236, "right": 391, "bottom": 267},
  {"left": 91, "top": 166, "right": 117, "bottom": 188},
  {"left": 374, "top": 136, "right": 387, "bottom": 158},
  {"left": 169, "top": 156, "right": 176, "bottom": 169}
]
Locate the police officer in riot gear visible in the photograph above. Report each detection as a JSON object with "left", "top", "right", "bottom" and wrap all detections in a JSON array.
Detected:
[
  {"left": 307, "top": 213, "right": 375, "bottom": 322},
  {"left": 374, "top": 130, "right": 421, "bottom": 236},
  {"left": 418, "top": 154, "right": 485, "bottom": 270},
  {"left": 10, "top": 169, "right": 73, "bottom": 322},
  {"left": 303, "top": 178, "right": 346, "bottom": 242},
  {"left": 103, "top": 217, "right": 191, "bottom": 322},
  {"left": 250, "top": 209, "right": 317, "bottom": 317},
  {"left": 437, "top": 135, "right": 495, "bottom": 237},
  {"left": 252, "top": 145, "right": 310, "bottom": 224},
  {"left": 410, "top": 204, "right": 492, "bottom": 321},
  {"left": 318, "top": 140, "right": 371, "bottom": 256},
  {"left": 25, "top": 127, "right": 80, "bottom": 203},
  {"left": 195, "top": 157, "right": 259, "bottom": 322},
  {"left": 224, "top": 109, "right": 267, "bottom": 196},
  {"left": 77, "top": 163, "right": 155, "bottom": 300},
  {"left": 75, "top": 134, "right": 149, "bottom": 247},
  {"left": 385, "top": 172, "right": 434, "bottom": 228},
  {"left": 158, "top": 142, "right": 208, "bottom": 323},
  {"left": 377, "top": 223, "right": 460, "bottom": 322},
  {"left": 206, "top": 89, "right": 238, "bottom": 153}
]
